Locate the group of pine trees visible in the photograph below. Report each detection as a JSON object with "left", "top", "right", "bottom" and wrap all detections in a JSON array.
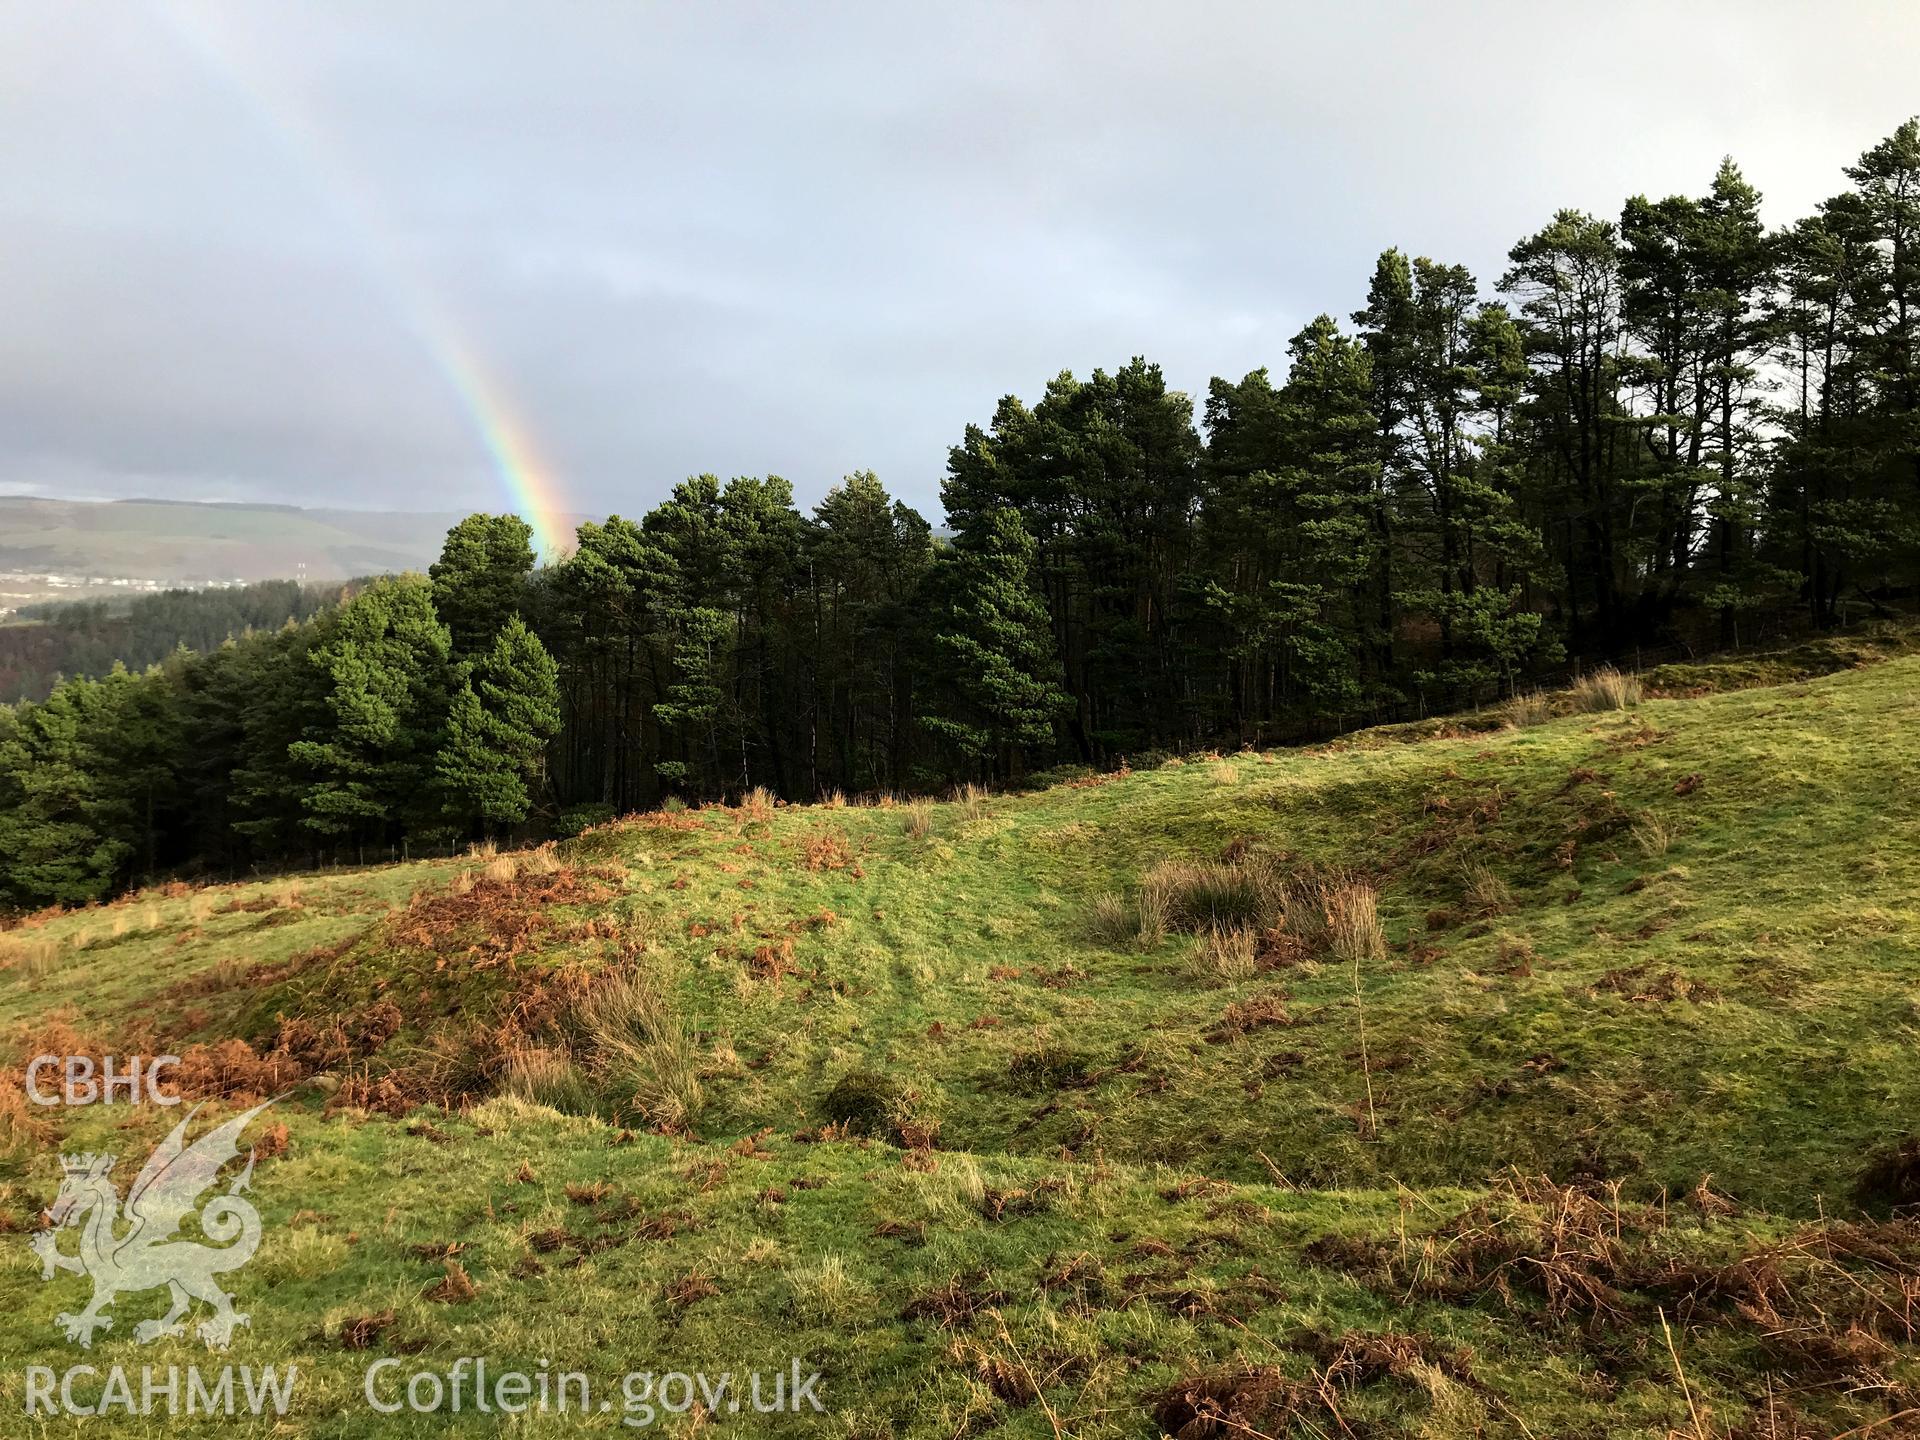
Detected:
[{"left": 3, "top": 122, "right": 1917, "bottom": 907}]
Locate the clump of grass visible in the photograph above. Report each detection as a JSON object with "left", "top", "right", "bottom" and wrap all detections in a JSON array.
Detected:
[
  {"left": 521, "top": 842, "right": 562, "bottom": 876},
  {"left": 1188, "top": 925, "right": 1257, "bottom": 981},
  {"left": 785, "top": 1252, "right": 864, "bottom": 1325},
  {"left": 1207, "top": 759, "right": 1238, "bottom": 787},
  {"left": 1571, "top": 666, "right": 1642, "bottom": 712},
  {"left": 740, "top": 785, "right": 775, "bottom": 824},
  {"left": 1141, "top": 859, "right": 1281, "bottom": 934},
  {"left": 903, "top": 799, "right": 933, "bottom": 840},
  {"left": 0, "top": 934, "right": 59, "bottom": 978},
  {"left": 1506, "top": 691, "right": 1553, "bottom": 727},
  {"left": 1462, "top": 862, "right": 1513, "bottom": 916},
  {"left": 483, "top": 855, "right": 519, "bottom": 885},
  {"left": 1324, "top": 880, "right": 1385, "bottom": 965},
  {"left": 1134, "top": 883, "right": 1170, "bottom": 949},
  {"left": 822, "top": 789, "right": 847, "bottom": 810},
  {"left": 449, "top": 868, "right": 475, "bottom": 896},
  {"left": 467, "top": 839, "right": 498, "bottom": 860},
  {"left": 820, "top": 1068, "right": 905, "bottom": 1136},
  {"left": 952, "top": 782, "right": 989, "bottom": 823},
  {"left": 1087, "top": 891, "right": 1135, "bottom": 946},
  {"left": 579, "top": 970, "right": 704, "bottom": 1133},
  {"left": 1007, "top": 1038, "right": 1092, "bottom": 1093},
  {"left": 660, "top": 795, "right": 688, "bottom": 814},
  {"left": 504, "top": 1045, "right": 599, "bottom": 1117},
  {"left": 1632, "top": 810, "right": 1678, "bottom": 856}
]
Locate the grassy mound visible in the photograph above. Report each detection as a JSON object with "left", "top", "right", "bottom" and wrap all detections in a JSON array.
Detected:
[{"left": 2, "top": 653, "right": 1918, "bottom": 1436}]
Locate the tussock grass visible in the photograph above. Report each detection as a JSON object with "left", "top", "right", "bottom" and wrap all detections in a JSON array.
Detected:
[
  {"left": 1140, "top": 857, "right": 1285, "bottom": 935},
  {"left": 1323, "top": 880, "right": 1385, "bottom": 965},
  {"left": 1461, "top": 861, "right": 1512, "bottom": 916},
  {"left": 0, "top": 933, "right": 59, "bottom": 978},
  {"left": 785, "top": 1252, "right": 863, "bottom": 1325},
  {"left": 1087, "top": 891, "right": 1134, "bottom": 946},
  {"left": 741, "top": 785, "right": 775, "bottom": 824},
  {"left": 504, "top": 1044, "right": 598, "bottom": 1117},
  {"left": 952, "top": 781, "right": 989, "bottom": 823},
  {"left": 483, "top": 855, "right": 519, "bottom": 885},
  {"left": 1189, "top": 925, "right": 1257, "bottom": 981},
  {"left": 1506, "top": 690, "right": 1553, "bottom": 727},
  {"left": 467, "top": 839, "right": 499, "bottom": 860},
  {"left": 1571, "top": 665, "right": 1642, "bottom": 712},
  {"left": 1633, "top": 810, "right": 1679, "bottom": 856},
  {"left": 902, "top": 799, "right": 933, "bottom": 840},
  {"left": 579, "top": 970, "right": 704, "bottom": 1133},
  {"left": 1133, "top": 881, "right": 1170, "bottom": 949}
]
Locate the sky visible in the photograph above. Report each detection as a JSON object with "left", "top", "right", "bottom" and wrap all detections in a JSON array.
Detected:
[{"left": 2, "top": 0, "right": 1917, "bottom": 533}]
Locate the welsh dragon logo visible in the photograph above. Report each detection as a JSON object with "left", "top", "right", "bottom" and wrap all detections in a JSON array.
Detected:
[{"left": 30, "top": 1099, "right": 278, "bottom": 1349}]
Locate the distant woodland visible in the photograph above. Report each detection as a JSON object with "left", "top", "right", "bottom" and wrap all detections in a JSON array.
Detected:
[
  {"left": 4, "top": 121, "right": 1919, "bottom": 906},
  {"left": 0, "top": 580, "right": 349, "bottom": 704}
]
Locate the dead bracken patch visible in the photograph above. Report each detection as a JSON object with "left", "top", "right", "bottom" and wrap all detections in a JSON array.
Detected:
[
  {"left": 1150, "top": 1365, "right": 1322, "bottom": 1440},
  {"left": 664, "top": 1270, "right": 718, "bottom": 1310},
  {"left": 336, "top": 1310, "right": 396, "bottom": 1350},
  {"left": 383, "top": 867, "right": 619, "bottom": 967},
  {"left": 1589, "top": 963, "right": 1718, "bottom": 1003},
  {"left": 799, "top": 829, "right": 852, "bottom": 871},
  {"left": 901, "top": 1273, "right": 1008, "bottom": 1329},
  {"left": 1206, "top": 991, "right": 1293, "bottom": 1040},
  {"left": 1304, "top": 1173, "right": 1920, "bottom": 1401},
  {"left": 423, "top": 1259, "right": 477, "bottom": 1303}
]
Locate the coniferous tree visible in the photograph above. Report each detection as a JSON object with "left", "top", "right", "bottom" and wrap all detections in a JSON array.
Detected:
[
  {"left": 287, "top": 575, "right": 455, "bottom": 847},
  {"left": 0, "top": 677, "right": 135, "bottom": 905},
  {"left": 923, "top": 508, "right": 1069, "bottom": 778},
  {"left": 1502, "top": 211, "right": 1637, "bottom": 646},
  {"left": 436, "top": 614, "right": 562, "bottom": 834},
  {"left": 429, "top": 513, "right": 536, "bottom": 658}
]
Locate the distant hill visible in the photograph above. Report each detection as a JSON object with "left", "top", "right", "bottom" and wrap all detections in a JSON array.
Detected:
[{"left": 0, "top": 496, "right": 470, "bottom": 584}]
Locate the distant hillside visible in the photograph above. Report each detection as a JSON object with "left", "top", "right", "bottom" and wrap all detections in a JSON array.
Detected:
[{"left": 0, "top": 496, "right": 468, "bottom": 584}]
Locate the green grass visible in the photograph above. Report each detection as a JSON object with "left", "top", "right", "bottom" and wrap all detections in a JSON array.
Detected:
[{"left": 3, "top": 654, "right": 1919, "bottom": 1435}]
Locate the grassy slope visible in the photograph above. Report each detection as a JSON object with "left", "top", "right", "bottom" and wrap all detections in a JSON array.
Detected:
[{"left": 1, "top": 653, "right": 1918, "bottom": 1436}]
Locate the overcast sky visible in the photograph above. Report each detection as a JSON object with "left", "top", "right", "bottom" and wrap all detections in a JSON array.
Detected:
[{"left": 2, "top": 1, "right": 1916, "bottom": 525}]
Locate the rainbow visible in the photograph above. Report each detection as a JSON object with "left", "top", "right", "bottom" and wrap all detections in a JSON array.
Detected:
[{"left": 148, "top": 1, "right": 575, "bottom": 558}]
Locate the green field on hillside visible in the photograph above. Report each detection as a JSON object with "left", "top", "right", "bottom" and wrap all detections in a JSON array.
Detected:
[{"left": 2, "top": 653, "right": 1917, "bottom": 1437}]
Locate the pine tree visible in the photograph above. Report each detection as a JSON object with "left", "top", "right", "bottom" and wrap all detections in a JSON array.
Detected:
[
  {"left": 435, "top": 615, "right": 562, "bottom": 833},
  {"left": 287, "top": 575, "right": 455, "bottom": 846},
  {"left": 430, "top": 513, "right": 537, "bottom": 657},
  {"left": 805, "top": 472, "right": 933, "bottom": 793},
  {"left": 0, "top": 677, "right": 134, "bottom": 905},
  {"left": 923, "top": 509, "right": 1069, "bottom": 777}
]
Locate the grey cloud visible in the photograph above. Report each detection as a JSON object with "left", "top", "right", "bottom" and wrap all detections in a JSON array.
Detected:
[{"left": 1, "top": 0, "right": 1914, "bottom": 519}]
